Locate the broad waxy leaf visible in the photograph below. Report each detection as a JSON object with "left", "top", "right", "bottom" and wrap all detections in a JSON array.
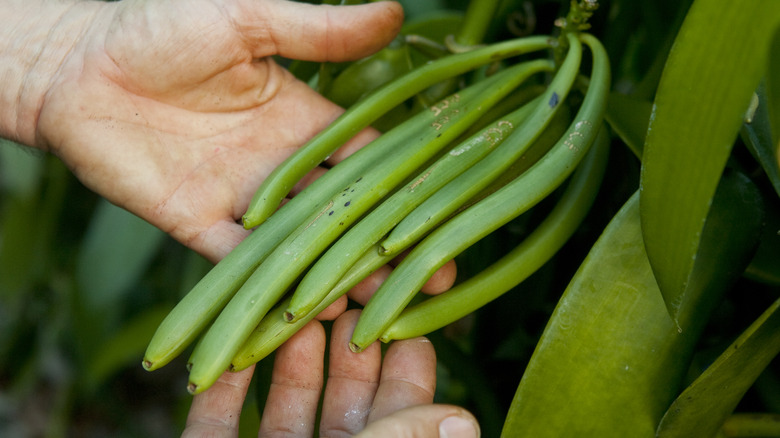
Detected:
[
  {"left": 657, "top": 298, "right": 780, "bottom": 438},
  {"left": 502, "top": 168, "right": 763, "bottom": 437},
  {"left": 604, "top": 92, "right": 652, "bottom": 159},
  {"left": 639, "top": 0, "right": 780, "bottom": 325}
]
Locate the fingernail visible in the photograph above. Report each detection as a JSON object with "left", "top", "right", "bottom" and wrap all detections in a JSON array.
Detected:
[{"left": 439, "top": 416, "right": 479, "bottom": 438}]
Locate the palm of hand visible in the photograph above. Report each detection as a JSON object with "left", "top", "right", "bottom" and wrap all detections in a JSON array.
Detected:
[{"left": 37, "top": 0, "right": 397, "bottom": 262}]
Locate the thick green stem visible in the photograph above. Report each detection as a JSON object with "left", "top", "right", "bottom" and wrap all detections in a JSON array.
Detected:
[
  {"left": 554, "top": 1, "right": 599, "bottom": 66},
  {"left": 454, "top": 0, "right": 502, "bottom": 47}
]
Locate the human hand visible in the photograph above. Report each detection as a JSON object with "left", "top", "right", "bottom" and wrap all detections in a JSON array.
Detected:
[
  {"left": 183, "top": 309, "right": 480, "bottom": 438},
  {"left": 4, "top": 1, "right": 466, "bottom": 433},
  {"left": 21, "top": 0, "right": 455, "bottom": 334},
  {"left": 31, "top": 0, "right": 403, "bottom": 263}
]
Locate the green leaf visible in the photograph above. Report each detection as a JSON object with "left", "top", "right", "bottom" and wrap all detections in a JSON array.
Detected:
[
  {"left": 721, "top": 414, "right": 780, "bottom": 437},
  {"left": 76, "top": 199, "right": 166, "bottom": 312},
  {"left": 605, "top": 92, "right": 652, "bottom": 159},
  {"left": 657, "top": 298, "right": 780, "bottom": 438},
  {"left": 502, "top": 193, "right": 684, "bottom": 437},
  {"left": 766, "top": 27, "right": 780, "bottom": 147},
  {"left": 742, "top": 82, "right": 780, "bottom": 199},
  {"left": 501, "top": 170, "right": 764, "bottom": 437},
  {"left": 639, "top": 0, "right": 780, "bottom": 324},
  {"left": 744, "top": 197, "right": 780, "bottom": 285}
]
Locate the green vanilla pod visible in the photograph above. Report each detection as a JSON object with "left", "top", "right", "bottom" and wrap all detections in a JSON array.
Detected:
[
  {"left": 322, "top": 36, "right": 414, "bottom": 109},
  {"left": 379, "top": 32, "right": 582, "bottom": 255},
  {"left": 322, "top": 36, "right": 416, "bottom": 132},
  {"left": 456, "top": 84, "right": 547, "bottom": 141},
  {"left": 229, "top": 245, "right": 393, "bottom": 372},
  {"left": 142, "top": 54, "right": 524, "bottom": 372},
  {"left": 184, "top": 64, "right": 542, "bottom": 394},
  {"left": 380, "top": 125, "right": 609, "bottom": 341},
  {"left": 241, "top": 35, "right": 555, "bottom": 229},
  {"left": 459, "top": 101, "right": 571, "bottom": 209},
  {"left": 349, "top": 33, "right": 610, "bottom": 352},
  {"left": 283, "top": 61, "right": 552, "bottom": 323}
]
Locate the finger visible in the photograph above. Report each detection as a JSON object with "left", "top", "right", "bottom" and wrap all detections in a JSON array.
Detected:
[
  {"left": 232, "top": 0, "right": 404, "bottom": 62},
  {"left": 367, "top": 337, "right": 437, "bottom": 422},
  {"left": 319, "top": 310, "right": 382, "bottom": 437},
  {"left": 348, "top": 264, "right": 393, "bottom": 306},
  {"left": 314, "top": 294, "right": 348, "bottom": 321},
  {"left": 390, "top": 250, "right": 458, "bottom": 295},
  {"left": 356, "top": 405, "right": 480, "bottom": 438},
  {"left": 345, "top": 258, "right": 456, "bottom": 306},
  {"left": 258, "top": 320, "right": 326, "bottom": 438},
  {"left": 182, "top": 365, "right": 255, "bottom": 438},
  {"left": 421, "top": 259, "right": 457, "bottom": 295}
]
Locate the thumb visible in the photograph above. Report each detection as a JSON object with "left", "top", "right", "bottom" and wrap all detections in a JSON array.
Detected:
[
  {"left": 233, "top": 0, "right": 404, "bottom": 62},
  {"left": 356, "top": 404, "right": 480, "bottom": 438}
]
